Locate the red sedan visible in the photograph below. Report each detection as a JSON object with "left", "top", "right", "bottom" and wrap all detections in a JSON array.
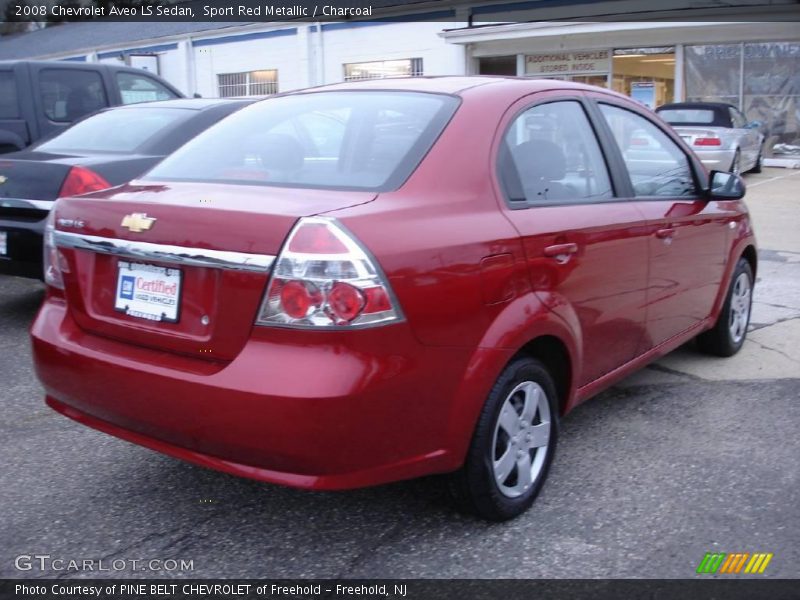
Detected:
[{"left": 31, "top": 77, "right": 756, "bottom": 520}]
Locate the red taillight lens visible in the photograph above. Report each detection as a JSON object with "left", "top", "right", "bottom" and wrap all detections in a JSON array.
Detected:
[
  {"left": 256, "top": 217, "right": 403, "bottom": 328},
  {"left": 694, "top": 137, "right": 722, "bottom": 146},
  {"left": 58, "top": 166, "right": 111, "bottom": 198},
  {"left": 43, "top": 210, "right": 64, "bottom": 289}
]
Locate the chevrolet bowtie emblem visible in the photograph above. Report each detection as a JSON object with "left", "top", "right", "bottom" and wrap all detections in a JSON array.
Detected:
[{"left": 121, "top": 213, "right": 156, "bottom": 233}]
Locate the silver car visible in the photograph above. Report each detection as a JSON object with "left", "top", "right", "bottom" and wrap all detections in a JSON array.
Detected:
[{"left": 656, "top": 102, "right": 764, "bottom": 175}]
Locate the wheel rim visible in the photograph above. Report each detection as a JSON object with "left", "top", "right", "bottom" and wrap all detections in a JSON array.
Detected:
[
  {"left": 491, "top": 381, "right": 552, "bottom": 498},
  {"left": 728, "top": 272, "right": 751, "bottom": 344}
]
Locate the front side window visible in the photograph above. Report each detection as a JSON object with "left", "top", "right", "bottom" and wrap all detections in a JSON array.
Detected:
[
  {"left": 39, "top": 69, "right": 108, "bottom": 122},
  {"left": 498, "top": 100, "right": 613, "bottom": 205},
  {"left": 599, "top": 104, "right": 698, "bottom": 198},
  {"left": 144, "top": 91, "right": 458, "bottom": 192},
  {"left": 116, "top": 72, "right": 178, "bottom": 104},
  {"left": 217, "top": 70, "right": 278, "bottom": 97}
]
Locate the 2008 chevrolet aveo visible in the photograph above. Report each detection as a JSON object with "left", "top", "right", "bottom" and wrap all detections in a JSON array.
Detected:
[{"left": 32, "top": 77, "right": 756, "bottom": 521}]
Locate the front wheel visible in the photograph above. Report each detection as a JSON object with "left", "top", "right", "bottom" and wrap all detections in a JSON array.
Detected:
[
  {"left": 448, "top": 357, "right": 558, "bottom": 521},
  {"left": 697, "top": 258, "right": 753, "bottom": 356}
]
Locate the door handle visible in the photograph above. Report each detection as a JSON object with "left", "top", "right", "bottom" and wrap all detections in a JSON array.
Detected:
[
  {"left": 543, "top": 243, "right": 578, "bottom": 258},
  {"left": 655, "top": 228, "right": 675, "bottom": 239}
]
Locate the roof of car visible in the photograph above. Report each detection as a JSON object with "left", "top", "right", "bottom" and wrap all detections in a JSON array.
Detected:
[
  {"left": 112, "top": 98, "right": 255, "bottom": 110},
  {"left": 657, "top": 102, "right": 737, "bottom": 111},
  {"left": 294, "top": 75, "right": 612, "bottom": 96}
]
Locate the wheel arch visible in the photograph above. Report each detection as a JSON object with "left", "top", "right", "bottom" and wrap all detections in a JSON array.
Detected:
[
  {"left": 741, "top": 244, "right": 757, "bottom": 279},
  {"left": 512, "top": 335, "right": 572, "bottom": 417}
]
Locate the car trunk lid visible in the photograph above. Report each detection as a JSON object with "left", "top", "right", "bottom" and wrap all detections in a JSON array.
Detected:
[{"left": 53, "top": 180, "right": 376, "bottom": 361}]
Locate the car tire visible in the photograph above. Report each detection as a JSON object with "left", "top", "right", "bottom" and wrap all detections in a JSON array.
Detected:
[
  {"left": 448, "top": 357, "right": 558, "bottom": 521},
  {"left": 697, "top": 258, "right": 753, "bottom": 357},
  {"left": 729, "top": 149, "right": 741, "bottom": 175},
  {"left": 751, "top": 147, "right": 763, "bottom": 173}
]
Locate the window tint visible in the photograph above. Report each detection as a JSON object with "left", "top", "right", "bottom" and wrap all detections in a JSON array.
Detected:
[
  {"left": 37, "top": 107, "right": 192, "bottom": 153},
  {"left": 657, "top": 108, "right": 716, "bottom": 125},
  {"left": 39, "top": 69, "right": 108, "bottom": 122},
  {"left": 144, "top": 91, "right": 458, "bottom": 192},
  {"left": 498, "top": 100, "right": 613, "bottom": 205},
  {"left": 599, "top": 104, "right": 698, "bottom": 198},
  {"left": 116, "top": 72, "right": 177, "bottom": 104},
  {"left": 0, "top": 71, "right": 19, "bottom": 119}
]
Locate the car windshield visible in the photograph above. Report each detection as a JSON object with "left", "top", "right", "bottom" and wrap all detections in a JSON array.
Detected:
[
  {"left": 143, "top": 91, "right": 459, "bottom": 192},
  {"left": 657, "top": 108, "right": 717, "bottom": 126},
  {"left": 37, "top": 107, "right": 193, "bottom": 153}
]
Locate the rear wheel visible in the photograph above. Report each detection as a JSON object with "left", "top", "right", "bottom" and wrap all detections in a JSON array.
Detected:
[
  {"left": 697, "top": 258, "right": 753, "bottom": 356},
  {"left": 751, "top": 147, "right": 763, "bottom": 173},
  {"left": 448, "top": 357, "right": 558, "bottom": 521}
]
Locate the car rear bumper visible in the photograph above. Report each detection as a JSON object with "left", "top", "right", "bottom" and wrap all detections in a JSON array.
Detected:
[
  {"left": 0, "top": 216, "right": 46, "bottom": 279},
  {"left": 694, "top": 148, "right": 736, "bottom": 171},
  {"left": 31, "top": 298, "right": 490, "bottom": 489}
]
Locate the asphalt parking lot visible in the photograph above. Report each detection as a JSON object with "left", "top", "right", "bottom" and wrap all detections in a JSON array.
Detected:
[{"left": 1, "top": 168, "right": 798, "bottom": 580}]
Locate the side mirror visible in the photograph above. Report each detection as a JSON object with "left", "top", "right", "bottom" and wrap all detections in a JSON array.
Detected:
[
  {"left": 745, "top": 121, "right": 762, "bottom": 130},
  {"left": 708, "top": 170, "right": 746, "bottom": 200}
]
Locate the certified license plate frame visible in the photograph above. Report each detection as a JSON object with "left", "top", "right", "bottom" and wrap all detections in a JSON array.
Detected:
[{"left": 114, "top": 260, "right": 183, "bottom": 324}]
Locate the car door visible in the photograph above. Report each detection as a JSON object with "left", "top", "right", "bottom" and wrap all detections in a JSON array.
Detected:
[
  {"left": 593, "top": 100, "right": 730, "bottom": 350},
  {"left": 32, "top": 66, "right": 110, "bottom": 139},
  {"left": 496, "top": 94, "right": 650, "bottom": 386},
  {"left": 730, "top": 107, "right": 760, "bottom": 170}
]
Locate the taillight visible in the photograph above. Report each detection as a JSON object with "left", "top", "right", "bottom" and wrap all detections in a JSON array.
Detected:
[
  {"left": 58, "top": 166, "right": 110, "bottom": 198},
  {"left": 694, "top": 137, "right": 722, "bottom": 146},
  {"left": 256, "top": 217, "right": 403, "bottom": 328},
  {"left": 43, "top": 210, "right": 64, "bottom": 289}
]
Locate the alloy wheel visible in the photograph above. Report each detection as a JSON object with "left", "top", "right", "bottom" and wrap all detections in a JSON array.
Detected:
[{"left": 728, "top": 272, "right": 751, "bottom": 344}]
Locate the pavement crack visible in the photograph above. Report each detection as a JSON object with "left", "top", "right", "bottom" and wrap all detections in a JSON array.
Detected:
[
  {"left": 748, "top": 339, "right": 800, "bottom": 364},
  {"left": 335, "top": 519, "right": 405, "bottom": 578}
]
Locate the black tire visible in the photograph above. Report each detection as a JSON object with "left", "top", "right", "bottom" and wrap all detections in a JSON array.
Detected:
[
  {"left": 697, "top": 258, "right": 753, "bottom": 357},
  {"left": 729, "top": 149, "right": 741, "bottom": 175},
  {"left": 448, "top": 357, "right": 559, "bottom": 521},
  {"left": 751, "top": 147, "right": 763, "bottom": 173}
]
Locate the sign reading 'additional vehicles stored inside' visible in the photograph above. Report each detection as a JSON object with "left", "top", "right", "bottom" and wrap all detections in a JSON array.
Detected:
[{"left": 114, "top": 261, "right": 181, "bottom": 323}]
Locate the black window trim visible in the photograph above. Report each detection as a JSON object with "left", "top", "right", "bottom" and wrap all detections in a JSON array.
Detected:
[
  {"left": 495, "top": 93, "right": 628, "bottom": 210},
  {"left": 589, "top": 98, "right": 707, "bottom": 202}
]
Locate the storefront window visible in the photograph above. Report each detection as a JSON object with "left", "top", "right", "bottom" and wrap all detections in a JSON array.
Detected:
[
  {"left": 684, "top": 44, "right": 741, "bottom": 106},
  {"left": 524, "top": 50, "right": 610, "bottom": 87},
  {"left": 612, "top": 48, "right": 675, "bottom": 109},
  {"left": 478, "top": 56, "right": 517, "bottom": 76},
  {"left": 742, "top": 42, "right": 800, "bottom": 157}
]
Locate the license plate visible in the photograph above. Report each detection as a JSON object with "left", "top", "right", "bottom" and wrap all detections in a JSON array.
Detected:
[
  {"left": 0, "top": 231, "right": 6, "bottom": 256},
  {"left": 114, "top": 261, "right": 182, "bottom": 323}
]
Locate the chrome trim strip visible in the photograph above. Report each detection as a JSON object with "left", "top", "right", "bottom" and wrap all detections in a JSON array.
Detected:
[
  {"left": 53, "top": 231, "right": 275, "bottom": 273},
  {"left": 0, "top": 198, "right": 54, "bottom": 211}
]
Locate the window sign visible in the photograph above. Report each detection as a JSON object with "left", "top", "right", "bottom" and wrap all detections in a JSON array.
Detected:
[{"left": 525, "top": 51, "right": 610, "bottom": 76}]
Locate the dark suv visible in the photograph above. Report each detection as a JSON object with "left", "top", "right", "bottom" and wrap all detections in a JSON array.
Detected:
[{"left": 0, "top": 61, "right": 183, "bottom": 153}]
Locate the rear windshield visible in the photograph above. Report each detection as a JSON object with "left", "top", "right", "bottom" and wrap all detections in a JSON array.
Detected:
[
  {"left": 657, "top": 108, "right": 718, "bottom": 126},
  {"left": 37, "top": 107, "right": 192, "bottom": 153},
  {"left": 143, "top": 91, "right": 459, "bottom": 191}
]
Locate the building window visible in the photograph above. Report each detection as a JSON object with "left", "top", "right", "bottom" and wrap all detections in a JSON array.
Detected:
[
  {"left": 343, "top": 58, "right": 423, "bottom": 81},
  {"left": 217, "top": 70, "right": 278, "bottom": 97}
]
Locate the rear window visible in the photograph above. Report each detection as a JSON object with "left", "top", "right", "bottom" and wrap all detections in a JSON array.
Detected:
[
  {"left": 144, "top": 91, "right": 459, "bottom": 191},
  {"left": 37, "top": 107, "right": 192, "bottom": 153},
  {"left": 657, "top": 108, "right": 717, "bottom": 126},
  {"left": 0, "top": 71, "right": 19, "bottom": 119}
]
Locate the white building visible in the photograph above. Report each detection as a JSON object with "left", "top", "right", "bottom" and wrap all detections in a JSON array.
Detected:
[{"left": 0, "top": 0, "right": 798, "bottom": 155}]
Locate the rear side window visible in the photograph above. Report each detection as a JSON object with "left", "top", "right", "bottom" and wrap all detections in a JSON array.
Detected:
[
  {"left": 36, "top": 107, "right": 192, "bottom": 153},
  {"left": 117, "top": 72, "right": 178, "bottom": 104},
  {"left": 600, "top": 104, "right": 697, "bottom": 198},
  {"left": 0, "top": 71, "right": 19, "bottom": 119},
  {"left": 498, "top": 100, "right": 613, "bottom": 205},
  {"left": 144, "top": 91, "right": 459, "bottom": 192},
  {"left": 39, "top": 69, "right": 108, "bottom": 122}
]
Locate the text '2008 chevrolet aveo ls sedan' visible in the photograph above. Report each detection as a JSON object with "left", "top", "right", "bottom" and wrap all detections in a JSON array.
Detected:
[{"left": 32, "top": 77, "right": 756, "bottom": 521}]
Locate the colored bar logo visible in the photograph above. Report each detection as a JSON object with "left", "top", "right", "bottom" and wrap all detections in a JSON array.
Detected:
[{"left": 696, "top": 552, "right": 773, "bottom": 574}]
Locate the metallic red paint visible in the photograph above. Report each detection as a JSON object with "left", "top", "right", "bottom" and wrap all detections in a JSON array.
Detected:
[{"left": 30, "top": 77, "right": 757, "bottom": 490}]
